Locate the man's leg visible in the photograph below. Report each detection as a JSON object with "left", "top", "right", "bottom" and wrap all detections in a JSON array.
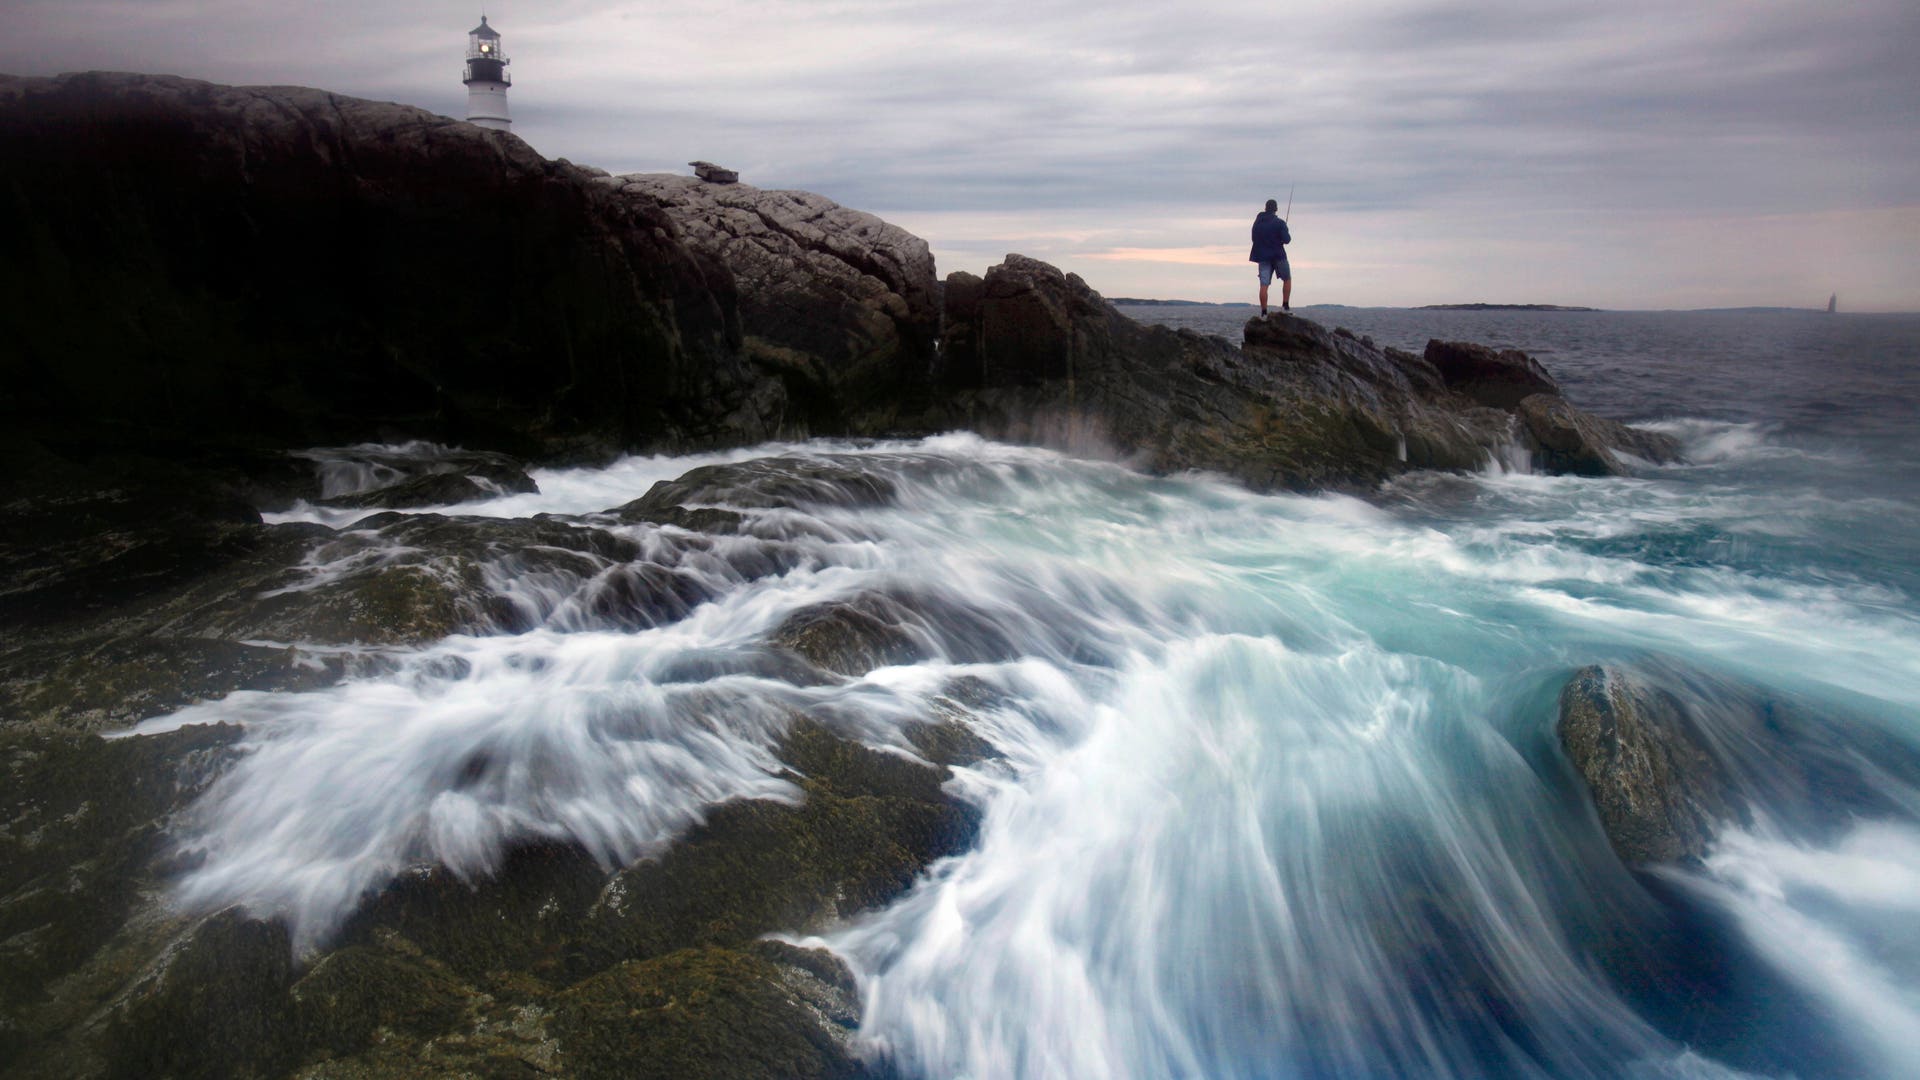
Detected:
[
  {"left": 1282, "top": 277, "right": 1292, "bottom": 311},
  {"left": 1259, "top": 282, "right": 1270, "bottom": 315}
]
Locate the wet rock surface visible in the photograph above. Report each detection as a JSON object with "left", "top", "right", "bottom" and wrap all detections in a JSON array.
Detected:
[
  {"left": 1557, "top": 659, "right": 1920, "bottom": 864},
  {"left": 1556, "top": 665, "right": 1739, "bottom": 863},
  {"left": 0, "top": 446, "right": 1007, "bottom": 1078}
]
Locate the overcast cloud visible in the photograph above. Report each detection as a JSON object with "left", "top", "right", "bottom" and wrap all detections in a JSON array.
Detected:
[{"left": 7, "top": 0, "right": 1917, "bottom": 308}]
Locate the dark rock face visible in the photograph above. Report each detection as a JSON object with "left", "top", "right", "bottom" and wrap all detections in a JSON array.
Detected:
[
  {"left": 1516, "top": 393, "right": 1680, "bottom": 475},
  {"left": 4, "top": 72, "right": 1670, "bottom": 498},
  {"left": 611, "top": 174, "right": 940, "bottom": 433},
  {"left": 1556, "top": 665, "right": 1737, "bottom": 863},
  {"left": 0, "top": 72, "right": 767, "bottom": 461},
  {"left": 1424, "top": 340, "right": 1562, "bottom": 409},
  {"left": 927, "top": 255, "right": 1672, "bottom": 492}
]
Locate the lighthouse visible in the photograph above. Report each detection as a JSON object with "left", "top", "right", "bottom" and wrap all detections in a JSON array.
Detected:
[{"left": 462, "top": 15, "right": 511, "bottom": 132}]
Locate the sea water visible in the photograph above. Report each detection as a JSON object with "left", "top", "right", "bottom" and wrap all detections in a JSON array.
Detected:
[{"left": 133, "top": 309, "right": 1920, "bottom": 1078}]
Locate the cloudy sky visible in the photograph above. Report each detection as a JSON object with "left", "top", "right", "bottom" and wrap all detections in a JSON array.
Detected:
[{"left": 8, "top": 1, "right": 1917, "bottom": 309}]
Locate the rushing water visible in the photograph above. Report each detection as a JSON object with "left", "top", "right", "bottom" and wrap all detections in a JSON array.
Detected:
[{"left": 131, "top": 310, "right": 1920, "bottom": 1078}]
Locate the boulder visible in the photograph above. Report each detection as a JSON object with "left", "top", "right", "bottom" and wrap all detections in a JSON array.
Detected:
[
  {"left": 689, "top": 160, "right": 740, "bottom": 184},
  {"left": 925, "top": 255, "right": 1506, "bottom": 490},
  {"left": 611, "top": 173, "right": 940, "bottom": 431},
  {"left": 1556, "top": 665, "right": 1736, "bottom": 863},
  {"left": 1558, "top": 660, "right": 1920, "bottom": 864},
  {"left": 1516, "top": 393, "right": 1682, "bottom": 475},
  {"left": 1424, "top": 339, "right": 1562, "bottom": 408},
  {"left": 922, "top": 254, "right": 1681, "bottom": 489}
]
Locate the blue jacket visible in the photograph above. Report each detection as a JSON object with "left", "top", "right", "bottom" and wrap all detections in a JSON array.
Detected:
[{"left": 1249, "top": 211, "right": 1290, "bottom": 262}]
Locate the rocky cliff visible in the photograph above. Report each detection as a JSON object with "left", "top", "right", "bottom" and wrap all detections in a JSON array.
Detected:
[
  {"left": 4, "top": 72, "right": 1673, "bottom": 496},
  {"left": 0, "top": 72, "right": 771, "bottom": 463},
  {"left": 2, "top": 71, "right": 1690, "bottom": 1079}
]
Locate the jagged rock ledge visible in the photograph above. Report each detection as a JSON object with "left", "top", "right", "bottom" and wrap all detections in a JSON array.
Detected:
[{"left": 4, "top": 71, "right": 1674, "bottom": 500}]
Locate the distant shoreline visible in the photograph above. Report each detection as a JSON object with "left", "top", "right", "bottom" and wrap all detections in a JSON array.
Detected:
[{"left": 1417, "top": 303, "right": 1600, "bottom": 312}]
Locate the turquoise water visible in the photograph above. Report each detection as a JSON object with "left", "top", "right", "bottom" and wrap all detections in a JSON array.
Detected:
[{"left": 135, "top": 311, "right": 1920, "bottom": 1077}]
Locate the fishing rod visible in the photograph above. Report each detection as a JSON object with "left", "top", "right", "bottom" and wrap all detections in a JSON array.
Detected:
[{"left": 1284, "top": 183, "right": 1294, "bottom": 222}]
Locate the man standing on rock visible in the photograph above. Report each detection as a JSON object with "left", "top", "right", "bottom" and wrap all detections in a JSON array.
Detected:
[{"left": 1250, "top": 198, "right": 1292, "bottom": 316}]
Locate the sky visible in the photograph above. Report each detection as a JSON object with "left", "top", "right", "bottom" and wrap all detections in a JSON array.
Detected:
[{"left": 6, "top": 1, "right": 1918, "bottom": 309}]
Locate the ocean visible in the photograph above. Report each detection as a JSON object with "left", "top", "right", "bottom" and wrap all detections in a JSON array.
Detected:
[{"left": 131, "top": 307, "right": 1920, "bottom": 1078}]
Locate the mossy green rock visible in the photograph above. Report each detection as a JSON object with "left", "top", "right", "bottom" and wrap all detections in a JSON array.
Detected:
[
  {"left": 291, "top": 942, "right": 473, "bottom": 1057},
  {"left": 554, "top": 946, "right": 868, "bottom": 1080}
]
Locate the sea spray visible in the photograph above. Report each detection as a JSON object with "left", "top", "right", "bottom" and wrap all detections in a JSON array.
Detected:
[{"left": 130, "top": 424, "right": 1920, "bottom": 1077}]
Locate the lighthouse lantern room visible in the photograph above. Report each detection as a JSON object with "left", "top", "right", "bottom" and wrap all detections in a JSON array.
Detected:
[{"left": 463, "top": 15, "right": 511, "bottom": 132}]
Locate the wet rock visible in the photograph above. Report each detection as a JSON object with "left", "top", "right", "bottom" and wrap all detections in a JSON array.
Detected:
[
  {"left": 0, "top": 637, "right": 343, "bottom": 734},
  {"left": 903, "top": 677, "right": 1011, "bottom": 767},
  {"left": 1557, "top": 665, "right": 1738, "bottom": 863},
  {"left": 1559, "top": 660, "right": 1920, "bottom": 865},
  {"left": 774, "top": 596, "right": 929, "bottom": 676},
  {"left": 104, "top": 908, "right": 300, "bottom": 1080},
  {"left": 553, "top": 946, "right": 868, "bottom": 1080},
  {"left": 291, "top": 940, "right": 478, "bottom": 1058},
  {"left": 0, "top": 725, "right": 244, "bottom": 1029},
  {"left": 336, "top": 842, "right": 610, "bottom": 986},
  {"left": 628, "top": 456, "right": 899, "bottom": 512},
  {"left": 612, "top": 503, "right": 748, "bottom": 535},
  {"left": 323, "top": 471, "right": 514, "bottom": 511},
  {"left": 300, "top": 445, "right": 540, "bottom": 506},
  {"left": 1423, "top": 339, "right": 1562, "bottom": 409},
  {"left": 575, "top": 721, "right": 978, "bottom": 973},
  {"left": 1516, "top": 393, "right": 1682, "bottom": 475}
]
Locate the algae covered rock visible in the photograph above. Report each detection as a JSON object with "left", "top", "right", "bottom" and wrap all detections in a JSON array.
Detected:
[
  {"left": 1558, "top": 659, "right": 1920, "bottom": 866},
  {"left": 1556, "top": 664, "right": 1736, "bottom": 863},
  {"left": 554, "top": 945, "right": 868, "bottom": 1080},
  {"left": 0, "top": 724, "right": 243, "bottom": 1015},
  {"left": 105, "top": 908, "right": 301, "bottom": 1080}
]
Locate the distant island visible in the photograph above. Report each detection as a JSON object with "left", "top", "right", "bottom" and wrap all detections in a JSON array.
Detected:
[
  {"left": 1419, "top": 303, "right": 1599, "bottom": 312},
  {"left": 1109, "top": 298, "right": 1254, "bottom": 307},
  {"left": 1110, "top": 299, "right": 1355, "bottom": 309}
]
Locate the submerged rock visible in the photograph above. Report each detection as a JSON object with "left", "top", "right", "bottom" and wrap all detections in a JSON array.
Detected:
[
  {"left": 1556, "top": 659, "right": 1920, "bottom": 864},
  {"left": 1556, "top": 665, "right": 1738, "bottom": 863}
]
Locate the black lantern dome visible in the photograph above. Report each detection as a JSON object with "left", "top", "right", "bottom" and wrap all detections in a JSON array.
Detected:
[{"left": 464, "top": 15, "right": 510, "bottom": 86}]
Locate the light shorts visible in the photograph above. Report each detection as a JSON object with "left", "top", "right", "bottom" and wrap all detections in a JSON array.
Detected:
[{"left": 1257, "top": 257, "right": 1291, "bottom": 287}]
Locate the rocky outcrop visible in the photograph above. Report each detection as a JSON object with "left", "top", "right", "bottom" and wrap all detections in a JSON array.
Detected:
[
  {"left": 610, "top": 174, "right": 941, "bottom": 432},
  {"left": 1424, "top": 340, "right": 1562, "bottom": 409},
  {"left": 1557, "top": 659, "right": 1920, "bottom": 864},
  {"left": 1556, "top": 665, "right": 1738, "bottom": 863},
  {"left": 4, "top": 72, "right": 1668, "bottom": 499},
  {"left": 930, "top": 255, "right": 1673, "bottom": 492},
  {"left": 0, "top": 72, "right": 768, "bottom": 462}
]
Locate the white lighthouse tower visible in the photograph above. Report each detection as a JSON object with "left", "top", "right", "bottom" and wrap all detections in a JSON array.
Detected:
[{"left": 462, "top": 15, "right": 511, "bottom": 132}]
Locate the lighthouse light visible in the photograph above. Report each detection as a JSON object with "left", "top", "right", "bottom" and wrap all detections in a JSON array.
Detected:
[{"left": 479, "top": 43, "right": 492, "bottom": 53}]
